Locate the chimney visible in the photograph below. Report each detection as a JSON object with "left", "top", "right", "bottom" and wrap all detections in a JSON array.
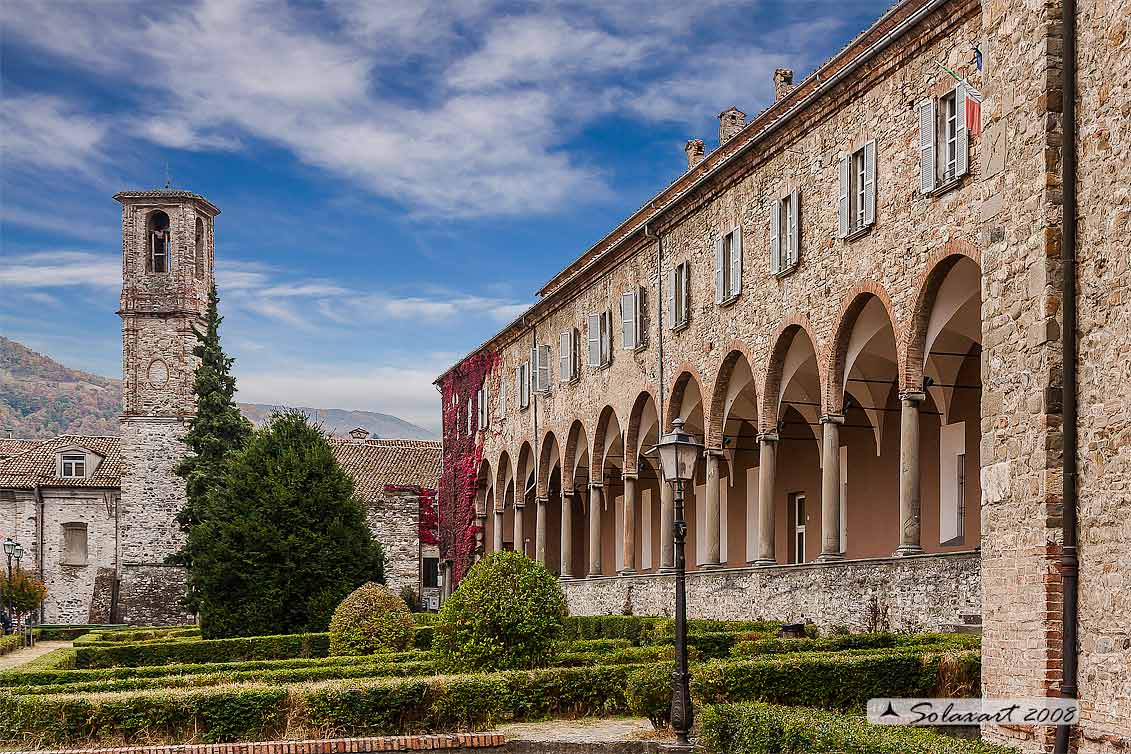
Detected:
[
  {"left": 773, "top": 68, "right": 795, "bottom": 101},
  {"left": 718, "top": 107, "right": 746, "bottom": 145},
  {"left": 348, "top": 427, "right": 371, "bottom": 441},
  {"left": 684, "top": 139, "right": 705, "bottom": 170}
]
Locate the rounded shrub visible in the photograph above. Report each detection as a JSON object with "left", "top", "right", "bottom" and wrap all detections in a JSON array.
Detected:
[
  {"left": 433, "top": 550, "right": 568, "bottom": 672},
  {"left": 328, "top": 582, "right": 415, "bottom": 656},
  {"left": 627, "top": 663, "right": 674, "bottom": 730}
]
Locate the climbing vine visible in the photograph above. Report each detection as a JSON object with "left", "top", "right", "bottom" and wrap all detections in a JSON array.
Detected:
[{"left": 437, "top": 350, "right": 501, "bottom": 583}]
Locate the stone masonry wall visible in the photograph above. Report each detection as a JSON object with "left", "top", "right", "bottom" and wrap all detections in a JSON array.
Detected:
[
  {"left": 365, "top": 491, "right": 419, "bottom": 596},
  {"left": 39, "top": 489, "right": 118, "bottom": 624},
  {"left": 1072, "top": 0, "right": 1131, "bottom": 749},
  {"left": 562, "top": 552, "right": 980, "bottom": 631}
]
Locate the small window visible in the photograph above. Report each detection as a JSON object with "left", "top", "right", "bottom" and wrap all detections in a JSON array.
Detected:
[
  {"left": 60, "top": 452, "right": 86, "bottom": 478},
  {"left": 839, "top": 141, "right": 876, "bottom": 238},
  {"left": 621, "top": 288, "right": 645, "bottom": 349},
  {"left": 668, "top": 261, "right": 690, "bottom": 329},
  {"left": 476, "top": 385, "right": 488, "bottom": 431},
  {"left": 714, "top": 228, "right": 742, "bottom": 304},
  {"left": 516, "top": 362, "right": 530, "bottom": 409},
  {"left": 770, "top": 191, "right": 800, "bottom": 275},
  {"left": 466, "top": 398, "right": 473, "bottom": 435},
  {"left": 587, "top": 311, "right": 612, "bottom": 368},
  {"left": 530, "top": 343, "right": 552, "bottom": 393},
  {"left": 147, "top": 210, "right": 171, "bottom": 274},
  {"left": 918, "top": 83, "right": 969, "bottom": 193},
  {"left": 559, "top": 329, "right": 580, "bottom": 382},
  {"left": 497, "top": 378, "right": 507, "bottom": 419},
  {"left": 422, "top": 557, "right": 439, "bottom": 589},
  {"left": 789, "top": 493, "right": 806, "bottom": 564},
  {"left": 194, "top": 218, "right": 206, "bottom": 279},
  {"left": 62, "top": 522, "right": 88, "bottom": 566}
]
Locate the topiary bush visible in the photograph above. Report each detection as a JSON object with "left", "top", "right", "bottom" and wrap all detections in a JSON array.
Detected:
[
  {"left": 328, "top": 582, "right": 415, "bottom": 656},
  {"left": 626, "top": 662, "right": 674, "bottom": 730},
  {"left": 433, "top": 550, "right": 567, "bottom": 672}
]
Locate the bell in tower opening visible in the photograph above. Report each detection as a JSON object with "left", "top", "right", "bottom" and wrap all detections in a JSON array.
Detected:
[{"left": 147, "top": 209, "right": 171, "bottom": 273}]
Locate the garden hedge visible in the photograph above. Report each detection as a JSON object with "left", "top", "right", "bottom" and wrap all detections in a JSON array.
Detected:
[
  {"left": 700, "top": 702, "right": 1019, "bottom": 754},
  {"left": 729, "top": 632, "right": 979, "bottom": 658},
  {"left": 0, "top": 663, "right": 642, "bottom": 747},
  {"left": 328, "top": 583, "right": 415, "bottom": 656},
  {"left": 33, "top": 625, "right": 126, "bottom": 641},
  {"left": 73, "top": 632, "right": 331, "bottom": 668},
  {"left": 0, "top": 634, "right": 23, "bottom": 656}
]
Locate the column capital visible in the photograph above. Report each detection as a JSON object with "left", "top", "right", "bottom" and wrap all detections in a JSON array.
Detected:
[
  {"left": 622, "top": 470, "right": 639, "bottom": 481},
  {"left": 819, "top": 413, "right": 846, "bottom": 425},
  {"left": 588, "top": 481, "right": 604, "bottom": 490},
  {"left": 899, "top": 390, "right": 927, "bottom": 403},
  {"left": 703, "top": 447, "right": 726, "bottom": 458},
  {"left": 757, "top": 431, "right": 780, "bottom": 444},
  {"left": 535, "top": 496, "right": 549, "bottom": 505}
]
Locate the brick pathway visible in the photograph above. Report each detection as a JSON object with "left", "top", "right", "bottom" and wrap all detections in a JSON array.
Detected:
[
  {"left": 4, "top": 733, "right": 506, "bottom": 754},
  {"left": 0, "top": 640, "right": 71, "bottom": 671}
]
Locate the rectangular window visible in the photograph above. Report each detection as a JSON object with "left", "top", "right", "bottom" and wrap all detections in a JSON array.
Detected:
[
  {"left": 476, "top": 385, "right": 488, "bottom": 430},
  {"left": 150, "top": 233, "right": 169, "bottom": 274},
  {"left": 770, "top": 193, "right": 799, "bottom": 274},
  {"left": 669, "top": 261, "right": 690, "bottom": 329},
  {"left": 839, "top": 141, "right": 876, "bottom": 238},
  {"left": 919, "top": 85, "right": 968, "bottom": 193},
  {"left": 621, "top": 289, "right": 644, "bottom": 349},
  {"left": 587, "top": 311, "right": 611, "bottom": 367},
  {"left": 789, "top": 493, "right": 807, "bottom": 564},
  {"left": 422, "top": 557, "right": 439, "bottom": 589},
  {"left": 559, "top": 329, "right": 579, "bottom": 382},
  {"left": 62, "top": 522, "right": 88, "bottom": 566},
  {"left": 531, "top": 344, "right": 551, "bottom": 393},
  {"left": 714, "top": 228, "right": 742, "bottom": 304},
  {"left": 60, "top": 453, "right": 86, "bottom": 478},
  {"left": 517, "top": 362, "right": 530, "bottom": 409}
]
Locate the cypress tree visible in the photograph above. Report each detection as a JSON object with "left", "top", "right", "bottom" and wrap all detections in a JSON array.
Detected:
[
  {"left": 172, "top": 285, "right": 252, "bottom": 574},
  {"left": 187, "top": 410, "right": 386, "bottom": 637}
]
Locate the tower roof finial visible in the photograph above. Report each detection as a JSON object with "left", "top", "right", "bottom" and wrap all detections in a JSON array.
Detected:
[{"left": 164, "top": 161, "right": 172, "bottom": 189}]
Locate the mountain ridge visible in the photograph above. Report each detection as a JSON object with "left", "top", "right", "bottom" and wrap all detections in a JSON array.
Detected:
[{"left": 0, "top": 336, "right": 436, "bottom": 441}]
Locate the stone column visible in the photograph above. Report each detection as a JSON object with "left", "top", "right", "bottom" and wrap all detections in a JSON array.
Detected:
[
  {"left": 535, "top": 496, "right": 548, "bottom": 566},
  {"left": 561, "top": 491, "right": 574, "bottom": 578},
  {"left": 703, "top": 449, "right": 723, "bottom": 568},
  {"left": 475, "top": 514, "right": 487, "bottom": 562},
  {"left": 818, "top": 414, "right": 845, "bottom": 561},
  {"left": 622, "top": 472, "right": 638, "bottom": 574},
  {"left": 895, "top": 391, "right": 926, "bottom": 556},
  {"left": 493, "top": 510, "right": 504, "bottom": 551},
  {"left": 588, "top": 483, "right": 604, "bottom": 577},
  {"left": 513, "top": 503, "right": 525, "bottom": 557},
  {"left": 659, "top": 479, "right": 675, "bottom": 572},
  {"left": 753, "top": 432, "right": 779, "bottom": 565}
]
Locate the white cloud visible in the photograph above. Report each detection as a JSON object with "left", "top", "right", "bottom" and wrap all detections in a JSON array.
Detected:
[
  {"left": 0, "top": 95, "right": 108, "bottom": 171},
  {"left": 0, "top": 251, "right": 119, "bottom": 288}
]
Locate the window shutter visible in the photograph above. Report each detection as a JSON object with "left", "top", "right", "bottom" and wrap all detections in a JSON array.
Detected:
[
  {"left": 530, "top": 347, "right": 539, "bottom": 392},
  {"left": 636, "top": 286, "right": 646, "bottom": 346},
  {"left": 863, "top": 140, "right": 876, "bottom": 226},
  {"left": 621, "top": 291, "right": 636, "bottom": 350},
  {"left": 954, "top": 83, "right": 968, "bottom": 178},
  {"left": 667, "top": 268, "right": 677, "bottom": 328},
  {"left": 788, "top": 189, "right": 800, "bottom": 267},
  {"left": 600, "top": 311, "right": 611, "bottom": 365},
  {"left": 560, "top": 331, "right": 571, "bottom": 381},
  {"left": 499, "top": 378, "right": 507, "bottom": 417},
  {"left": 769, "top": 201, "right": 781, "bottom": 275},
  {"left": 539, "top": 344, "right": 551, "bottom": 392},
  {"left": 730, "top": 228, "right": 742, "bottom": 296},
  {"left": 478, "top": 386, "right": 488, "bottom": 429},
  {"left": 714, "top": 234, "right": 725, "bottom": 304},
  {"left": 515, "top": 366, "right": 522, "bottom": 408},
  {"left": 587, "top": 314, "right": 601, "bottom": 366},
  {"left": 918, "top": 98, "right": 937, "bottom": 193},
  {"left": 837, "top": 154, "right": 849, "bottom": 238},
  {"left": 522, "top": 362, "right": 530, "bottom": 406},
  {"left": 679, "top": 263, "right": 689, "bottom": 325}
]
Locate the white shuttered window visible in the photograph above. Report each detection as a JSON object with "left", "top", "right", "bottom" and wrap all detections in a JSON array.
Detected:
[
  {"left": 621, "top": 288, "right": 645, "bottom": 350},
  {"left": 919, "top": 84, "right": 968, "bottom": 194},
  {"left": 839, "top": 140, "right": 877, "bottom": 238},
  {"left": 771, "top": 193, "right": 799, "bottom": 274},
  {"left": 559, "top": 329, "right": 579, "bottom": 382},
  {"left": 476, "top": 385, "right": 488, "bottom": 430},
  {"left": 668, "top": 262, "right": 689, "bottom": 329},
  {"left": 714, "top": 228, "right": 743, "bottom": 303},
  {"left": 531, "top": 344, "right": 551, "bottom": 393},
  {"left": 587, "top": 312, "right": 611, "bottom": 367},
  {"left": 517, "top": 362, "right": 530, "bottom": 409}
]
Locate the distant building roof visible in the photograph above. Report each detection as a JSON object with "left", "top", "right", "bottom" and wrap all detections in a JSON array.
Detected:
[
  {"left": 329, "top": 438, "right": 442, "bottom": 502},
  {"left": 0, "top": 439, "right": 42, "bottom": 460},
  {"left": 0, "top": 436, "right": 122, "bottom": 489}
]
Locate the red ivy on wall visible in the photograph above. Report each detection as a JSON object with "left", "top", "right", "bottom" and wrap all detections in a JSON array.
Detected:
[
  {"left": 436, "top": 350, "right": 501, "bottom": 583},
  {"left": 385, "top": 484, "right": 439, "bottom": 546}
]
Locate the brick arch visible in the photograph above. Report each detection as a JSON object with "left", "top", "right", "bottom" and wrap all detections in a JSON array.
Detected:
[
  {"left": 706, "top": 340, "right": 760, "bottom": 448},
  {"left": 515, "top": 441, "right": 535, "bottom": 504},
  {"left": 537, "top": 430, "right": 561, "bottom": 499},
  {"left": 826, "top": 281, "right": 904, "bottom": 413},
  {"left": 561, "top": 419, "right": 590, "bottom": 493},
  {"left": 665, "top": 363, "right": 708, "bottom": 433},
  {"left": 624, "top": 389, "right": 660, "bottom": 473},
  {"left": 590, "top": 405, "right": 623, "bottom": 485},
  {"left": 494, "top": 450, "right": 513, "bottom": 513},
  {"left": 761, "top": 316, "right": 826, "bottom": 433},
  {"left": 904, "top": 240, "right": 983, "bottom": 391},
  {"left": 475, "top": 457, "right": 493, "bottom": 517}
]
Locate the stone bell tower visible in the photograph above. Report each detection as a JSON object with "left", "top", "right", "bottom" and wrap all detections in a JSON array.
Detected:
[{"left": 115, "top": 188, "right": 220, "bottom": 625}]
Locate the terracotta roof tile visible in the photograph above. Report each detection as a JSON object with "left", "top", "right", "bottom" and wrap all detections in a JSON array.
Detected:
[
  {"left": 329, "top": 438, "right": 442, "bottom": 502},
  {"left": 0, "top": 439, "right": 42, "bottom": 460},
  {"left": 0, "top": 436, "right": 122, "bottom": 489}
]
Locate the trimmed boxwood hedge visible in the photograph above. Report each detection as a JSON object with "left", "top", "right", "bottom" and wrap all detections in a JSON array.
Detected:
[
  {"left": 33, "top": 625, "right": 126, "bottom": 641},
  {"left": 729, "top": 632, "right": 980, "bottom": 658},
  {"left": 0, "top": 634, "right": 23, "bottom": 656},
  {"left": 0, "top": 663, "right": 642, "bottom": 747},
  {"left": 700, "top": 702, "right": 1020, "bottom": 754},
  {"left": 73, "top": 632, "right": 331, "bottom": 668}
]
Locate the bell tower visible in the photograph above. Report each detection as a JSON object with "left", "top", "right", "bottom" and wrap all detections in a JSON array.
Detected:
[{"left": 114, "top": 188, "right": 220, "bottom": 625}]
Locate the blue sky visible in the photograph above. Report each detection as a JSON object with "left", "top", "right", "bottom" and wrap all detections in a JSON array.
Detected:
[{"left": 1, "top": 0, "right": 889, "bottom": 433}]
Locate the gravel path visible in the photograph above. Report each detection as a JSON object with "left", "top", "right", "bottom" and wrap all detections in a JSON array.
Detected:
[{"left": 0, "top": 639, "right": 72, "bottom": 671}]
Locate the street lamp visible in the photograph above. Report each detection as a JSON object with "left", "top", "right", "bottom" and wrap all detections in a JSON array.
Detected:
[
  {"left": 3, "top": 537, "right": 19, "bottom": 634},
  {"left": 652, "top": 417, "right": 703, "bottom": 747}
]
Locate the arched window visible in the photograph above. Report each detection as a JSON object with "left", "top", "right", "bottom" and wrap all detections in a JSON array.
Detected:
[
  {"left": 194, "top": 217, "right": 205, "bottom": 278},
  {"left": 147, "top": 210, "right": 171, "bottom": 273}
]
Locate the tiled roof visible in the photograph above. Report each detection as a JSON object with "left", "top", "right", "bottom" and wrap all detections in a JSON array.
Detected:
[
  {"left": 113, "top": 188, "right": 220, "bottom": 215},
  {"left": 0, "top": 436, "right": 122, "bottom": 489},
  {"left": 329, "top": 438, "right": 443, "bottom": 502},
  {"left": 0, "top": 439, "right": 42, "bottom": 460}
]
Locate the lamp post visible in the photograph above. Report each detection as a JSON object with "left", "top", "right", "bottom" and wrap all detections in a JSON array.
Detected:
[
  {"left": 652, "top": 417, "right": 703, "bottom": 747},
  {"left": 3, "top": 537, "right": 19, "bottom": 633}
]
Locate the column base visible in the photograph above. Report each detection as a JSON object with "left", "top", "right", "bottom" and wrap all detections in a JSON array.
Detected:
[
  {"left": 816, "top": 553, "right": 845, "bottom": 563},
  {"left": 657, "top": 566, "right": 677, "bottom": 574},
  {"left": 588, "top": 573, "right": 605, "bottom": 579},
  {"left": 699, "top": 562, "right": 724, "bottom": 570},
  {"left": 559, "top": 574, "right": 574, "bottom": 581},
  {"left": 751, "top": 558, "right": 777, "bottom": 567},
  {"left": 618, "top": 568, "right": 636, "bottom": 576},
  {"left": 893, "top": 544, "right": 924, "bottom": 557}
]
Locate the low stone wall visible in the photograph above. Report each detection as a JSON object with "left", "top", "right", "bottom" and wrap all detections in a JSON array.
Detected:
[{"left": 560, "top": 551, "right": 981, "bottom": 632}]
